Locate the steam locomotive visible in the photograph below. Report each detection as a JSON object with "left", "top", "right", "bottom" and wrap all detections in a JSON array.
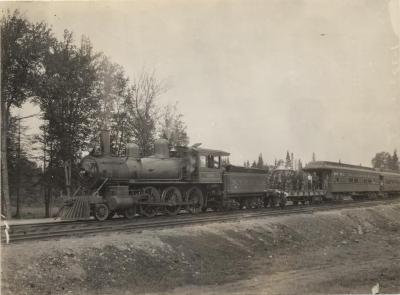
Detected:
[
  {"left": 74, "top": 131, "right": 400, "bottom": 221},
  {"left": 77, "top": 131, "right": 284, "bottom": 220}
]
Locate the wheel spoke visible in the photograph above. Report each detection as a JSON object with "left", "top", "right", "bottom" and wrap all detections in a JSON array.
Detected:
[
  {"left": 185, "top": 186, "right": 204, "bottom": 214},
  {"left": 162, "top": 187, "right": 182, "bottom": 216},
  {"left": 140, "top": 186, "right": 161, "bottom": 217},
  {"left": 94, "top": 204, "right": 110, "bottom": 221}
]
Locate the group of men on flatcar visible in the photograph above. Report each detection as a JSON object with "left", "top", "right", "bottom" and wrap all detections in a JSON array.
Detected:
[{"left": 268, "top": 169, "right": 326, "bottom": 192}]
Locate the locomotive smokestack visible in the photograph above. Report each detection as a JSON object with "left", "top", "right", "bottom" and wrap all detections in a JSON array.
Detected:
[{"left": 101, "top": 130, "right": 111, "bottom": 156}]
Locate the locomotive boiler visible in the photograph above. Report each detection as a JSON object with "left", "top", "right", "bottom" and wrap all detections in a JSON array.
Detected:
[{"left": 79, "top": 135, "right": 193, "bottom": 188}]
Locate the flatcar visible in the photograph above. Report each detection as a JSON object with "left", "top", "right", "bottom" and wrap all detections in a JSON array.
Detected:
[{"left": 268, "top": 167, "right": 325, "bottom": 205}]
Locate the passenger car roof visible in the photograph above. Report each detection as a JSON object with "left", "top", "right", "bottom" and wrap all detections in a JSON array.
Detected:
[
  {"left": 304, "top": 161, "right": 379, "bottom": 174},
  {"left": 304, "top": 161, "right": 400, "bottom": 176}
]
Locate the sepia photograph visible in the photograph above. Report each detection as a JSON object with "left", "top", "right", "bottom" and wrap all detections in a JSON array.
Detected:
[{"left": 1, "top": 1, "right": 400, "bottom": 294}]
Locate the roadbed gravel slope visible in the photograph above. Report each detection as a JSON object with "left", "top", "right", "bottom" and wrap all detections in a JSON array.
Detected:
[{"left": 2, "top": 202, "right": 400, "bottom": 295}]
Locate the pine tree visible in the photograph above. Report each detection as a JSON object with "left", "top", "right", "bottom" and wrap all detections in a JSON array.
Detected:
[
  {"left": 298, "top": 159, "right": 303, "bottom": 170},
  {"left": 257, "top": 153, "right": 264, "bottom": 169},
  {"left": 285, "top": 151, "right": 291, "bottom": 168},
  {"left": 291, "top": 152, "right": 294, "bottom": 169},
  {"left": 391, "top": 150, "right": 399, "bottom": 171},
  {"left": 372, "top": 152, "right": 392, "bottom": 169},
  {"left": 251, "top": 160, "right": 257, "bottom": 168}
]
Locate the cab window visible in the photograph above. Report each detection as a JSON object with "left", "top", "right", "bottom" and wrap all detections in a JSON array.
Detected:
[{"left": 206, "top": 155, "right": 221, "bottom": 168}]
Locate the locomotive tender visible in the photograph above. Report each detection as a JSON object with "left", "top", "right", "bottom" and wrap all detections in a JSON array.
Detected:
[{"left": 78, "top": 131, "right": 283, "bottom": 220}]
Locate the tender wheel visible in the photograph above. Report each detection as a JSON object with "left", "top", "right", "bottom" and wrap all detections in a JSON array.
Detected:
[
  {"left": 255, "top": 197, "right": 264, "bottom": 209},
  {"left": 293, "top": 200, "right": 299, "bottom": 206},
  {"left": 162, "top": 186, "right": 182, "bottom": 216},
  {"left": 140, "top": 186, "right": 161, "bottom": 217},
  {"left": 239, "top": 199, "right": 246, "bottom": 209},
  {"left": 246, "top": 199, "right": 255, "bottom": 209},
  {"left": 270, "top": 197, "right": 278, "bottom": 207},
  {"left": 124, "top": 206, "right": 137, "bottom": 219},
  {"left": 263, "top": 197, "right": 270, "bottom": 208},
  {"left": 94, "top": 204, "right": 110, "bottom": 221},
  {"left": 185, "top": 186, "right": 204, "bottom": 214}
]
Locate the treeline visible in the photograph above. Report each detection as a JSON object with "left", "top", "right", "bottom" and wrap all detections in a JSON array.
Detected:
[
  {"left": 244, "top": 151, "right": 304, "bottom": 171},
  {"left": 1, "top": 10, "right": 188, "bottom": 217},
  {"left": 244, "top": 150, "right": 400, "bottom": 173},
  {"left": 371, "top": 150, "right": 399, "bottom": 171}
]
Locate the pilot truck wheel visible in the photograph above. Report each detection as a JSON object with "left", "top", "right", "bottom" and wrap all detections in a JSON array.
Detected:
[{"left": 94, "top": 204, "right": 110, "bottom": 221}]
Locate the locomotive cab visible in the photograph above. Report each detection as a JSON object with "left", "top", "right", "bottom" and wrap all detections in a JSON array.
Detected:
[{"left": 195, "top": 148, "right": 230, "bottom": 184}]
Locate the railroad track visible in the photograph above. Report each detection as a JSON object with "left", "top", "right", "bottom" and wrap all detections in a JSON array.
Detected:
[{"left": 1, "top": 198, "right": 399, "bottom": 244}]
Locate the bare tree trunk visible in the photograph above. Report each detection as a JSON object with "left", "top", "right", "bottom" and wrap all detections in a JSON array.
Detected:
[
  {"left": 44, "top": 141, "right": 54, "bottom": 218},
  {"left": 0, "top": 37, "right": 11, "bottom": 219},
  {"left": 64, "top": 160, "right": 71, "bottom": 198},
  {"left": 44, "top": 187, "right": 51, "bottom": 218},
  {"left": 15, "top": 119, "right": 21, "bottom": 218},
  {"left": 1, "top": 98, "right": 11, "bottom": 219}
]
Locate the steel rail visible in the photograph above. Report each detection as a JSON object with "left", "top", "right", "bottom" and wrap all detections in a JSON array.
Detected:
[
  {"left": 3, "top": 197, "right": 398, "bottom": 231},
  {"left": 3, "top": 208, "right": 312, "bottom": 243},
  {"left": 2, "top": 198, "right": 399, "bottom": 244}
]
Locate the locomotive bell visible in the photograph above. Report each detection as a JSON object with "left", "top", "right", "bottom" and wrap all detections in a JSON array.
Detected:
[{"left": 154, "top": 139, "right": 169, "bottom": 158}]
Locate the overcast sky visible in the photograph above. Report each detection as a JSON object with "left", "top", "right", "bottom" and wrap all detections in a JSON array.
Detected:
[{"left": 3, "top": 0, "right": 400, "bottom": 166}]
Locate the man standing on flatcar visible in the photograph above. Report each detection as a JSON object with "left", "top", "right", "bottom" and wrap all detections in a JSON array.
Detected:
[{"left": 307, "top": 174, "right": 313, "bottom": 190}]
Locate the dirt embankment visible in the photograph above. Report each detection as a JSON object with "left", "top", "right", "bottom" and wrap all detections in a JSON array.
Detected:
[{"left": 2, "top": 203, "right": 400, "bottom": 295}]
